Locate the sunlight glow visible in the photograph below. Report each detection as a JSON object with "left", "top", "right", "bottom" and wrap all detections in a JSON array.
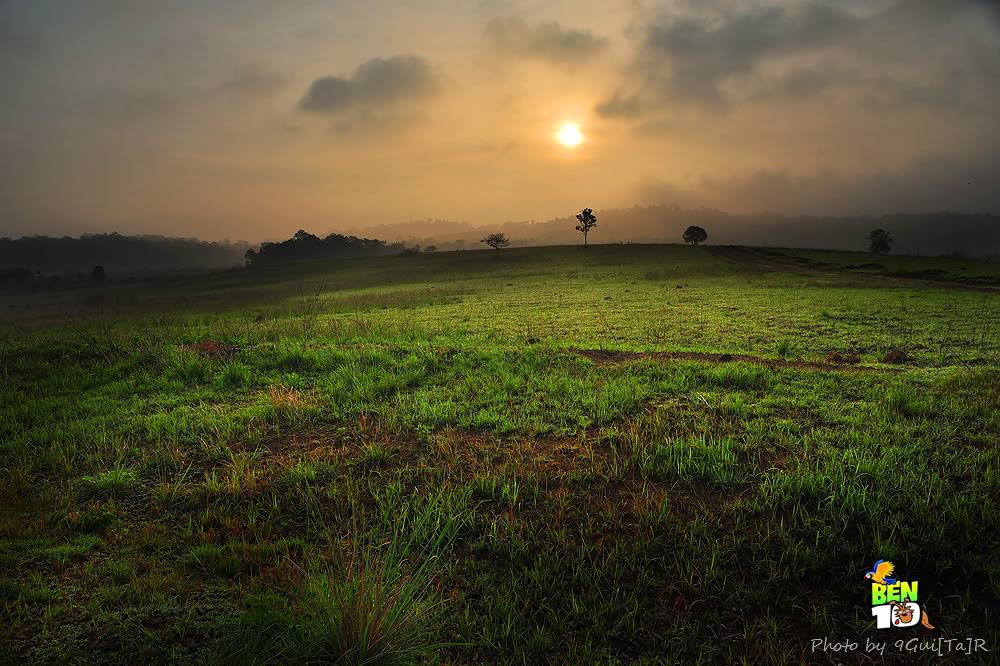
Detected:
[{"left": 556, "top": 122, "right": 583, "bottom": 148}]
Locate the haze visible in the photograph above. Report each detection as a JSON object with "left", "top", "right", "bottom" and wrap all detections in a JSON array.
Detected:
[{"left": 2, "top": 0, "right": 999, "bottom": 242}]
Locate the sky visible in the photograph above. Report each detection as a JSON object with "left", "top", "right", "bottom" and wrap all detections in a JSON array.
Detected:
[{"left": 2, "top": 0, "right": 999, "bottom": 241}]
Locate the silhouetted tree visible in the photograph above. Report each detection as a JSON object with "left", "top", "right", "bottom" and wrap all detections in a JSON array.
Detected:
[
  {"left": 247, "top": 230, "right": 402, "bottom": 265},
  {"left": 90, "top": 265, "right": 106, "bottom": 281},
  {"left": 292, "top": 229, "right": 321, "bottom": 244},
  {"left": 868, "top": 229, "right": 893, "bottom": 254},
  {"left": 575, "top": 208, "right": 598, "bottom": 246},
  {"left": 481, "top": 232, "right": 510, "bottom": 257},
  {"left": 683, "top": 226, "right": 708, "bottom": 245}
]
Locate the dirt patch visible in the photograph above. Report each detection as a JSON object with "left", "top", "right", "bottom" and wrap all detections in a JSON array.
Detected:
[
  {"left": 574, "top": 348, "right": 900, "bottom": 372},
  {"left": 882, "top": 349, "right": 910, "bottom": 364},
  {"left": 825, "top": 351, "right": 860, "bottom": 365}
]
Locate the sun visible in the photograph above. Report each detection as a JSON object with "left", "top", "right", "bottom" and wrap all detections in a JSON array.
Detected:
[{"left": 556, "top": 122, "right": 583, "bottom": 148}]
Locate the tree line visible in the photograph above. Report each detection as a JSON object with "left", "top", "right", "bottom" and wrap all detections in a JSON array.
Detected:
[
  {"left": 244, "top": 230, "right": 405, "bottom": 266},
  {"left": 0, "top": 233, "right": 249, "bottom": 274}
]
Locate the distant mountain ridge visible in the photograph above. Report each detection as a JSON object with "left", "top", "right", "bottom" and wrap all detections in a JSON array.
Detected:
[{"left": 343, "top": 207, "right": 1000, "bottom": 257}]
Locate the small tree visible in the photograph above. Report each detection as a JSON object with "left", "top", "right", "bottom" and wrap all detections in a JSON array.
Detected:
[
  {"left": 682, "top": 226, "right": 708, "bottom": 245},
  {"left": 575, "top": 208, "right": 598, "bottom": 246},
  {"left": 868, "top": 229, "right": 893, "bottom": 255},
  {"left": 90, "top": 265, "right": 106, "bottom": 281},
  {"left": 481, "top": 232, "right": 510, "bottom": 257}
]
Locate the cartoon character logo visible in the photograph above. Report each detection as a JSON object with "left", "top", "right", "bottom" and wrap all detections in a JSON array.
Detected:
[
  {"left": 864, "top": 560, "right": 896, "bottom": 585},
  {"left": 889, "top": 601, "right": 935, "bottom": 629},
  {"left": 865, "top": 560, "right": 935, "bottom": 630}
]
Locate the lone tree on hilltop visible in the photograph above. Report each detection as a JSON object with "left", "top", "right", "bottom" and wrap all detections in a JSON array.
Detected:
[
  {"left": 90, "top": 265, "right": 106, "bottom": 281},
  {"left": 481, "top": 232, "right": 510, "bottom": 257},
  {"left": 683, "top": 226, "right": 708, "bottom": 245},
  {"left": 575, "top": 208, "right": 598, "bottom": 246},
  {"left": 868, "top": 229, "right": 893, "bottom": 255}
]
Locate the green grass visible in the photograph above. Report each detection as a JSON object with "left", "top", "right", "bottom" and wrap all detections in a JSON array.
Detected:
[
  {"left": 766, "top": 246, "right": 1000, "bottom": 282},
  {"left": 80, "top": 467, "right": 140, "bottom": 498},
  {"left": 1, "top": 244, "right": 998, "bottom": 663}
]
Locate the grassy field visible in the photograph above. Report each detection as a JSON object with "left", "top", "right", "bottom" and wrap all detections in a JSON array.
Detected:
[
  {"left": 759, "top": 246, "right": 1000, "bottom": 284},
  {"left": 1, "top": 244, "right": 998, "bottom": 663}
]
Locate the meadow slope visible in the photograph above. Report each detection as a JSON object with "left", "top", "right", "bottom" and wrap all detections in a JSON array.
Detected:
[{"left": 1, "top": 245, "right": 998, "bottom": 663}]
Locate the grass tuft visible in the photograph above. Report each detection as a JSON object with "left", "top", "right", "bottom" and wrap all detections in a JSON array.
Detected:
[
  {"left": 188, "top": 543, "right": 244, "bottom": 578},
  {"left": 883, "top": 384, "right": 932, "bottom": 418},
  {"left": 80, "top": 467, "right": 139, "bottom": 498},
  {"left": 219, "top": 361, "right": 253, "bottom": 388},
  {"left": 640, "top": 435, "right": 739, "bottom": 485},
  {"left": 294, "top": 548, "right": 450, "bottom": 665}
]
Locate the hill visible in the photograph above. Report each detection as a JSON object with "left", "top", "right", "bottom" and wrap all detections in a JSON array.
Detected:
[{"left": 346, "top": 207, "right": 1000, "bottom": 257}]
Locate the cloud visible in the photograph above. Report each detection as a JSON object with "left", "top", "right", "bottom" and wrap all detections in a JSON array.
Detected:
[
  {"left": 219, "top": 65, "right": 287, "bottom": 97},
  {"left": 594, "top": 92, "right": 643, "bottom": 118},
  {"left": 603, "top": 0, "right": 1000, "bottom": 114},
  {"left": 637, "top": 3, "right": 858, "bottom": 105},
  {"left": 0, "top": 26, "right": 37, "bottom": 54},
  {"left": 484, "top": 17, "right": 607, "bottom": 65},
  {"left": 746, "top": 64, "right": 954, "bottom": 109},
  {"left": 326, "top": 109, "right": 428, "bottom": 136},
  {"left": 744, "top": 64, "right": 850, "bottom": 102},
  {"left": 79, "top": 88, "right": 178, "bottom": 121},
  {"left": 298, "top": 55, "right": 438, "bottom": 113},
  {"left": 635, "top": 151, "right": 1000, "bottom": 215}
]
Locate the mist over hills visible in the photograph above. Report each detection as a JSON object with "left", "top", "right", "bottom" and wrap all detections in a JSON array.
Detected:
[
  {"left": 3, "top": 207, "right": 998, "bottom": 277},
  {"left": 346, "top": 207, "right": 1000, "bottom": 257}
]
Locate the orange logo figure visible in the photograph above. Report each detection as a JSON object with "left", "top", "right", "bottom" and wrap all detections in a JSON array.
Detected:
[{"left": 889, "top": 601, "right": 935, "bottom": 629}]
